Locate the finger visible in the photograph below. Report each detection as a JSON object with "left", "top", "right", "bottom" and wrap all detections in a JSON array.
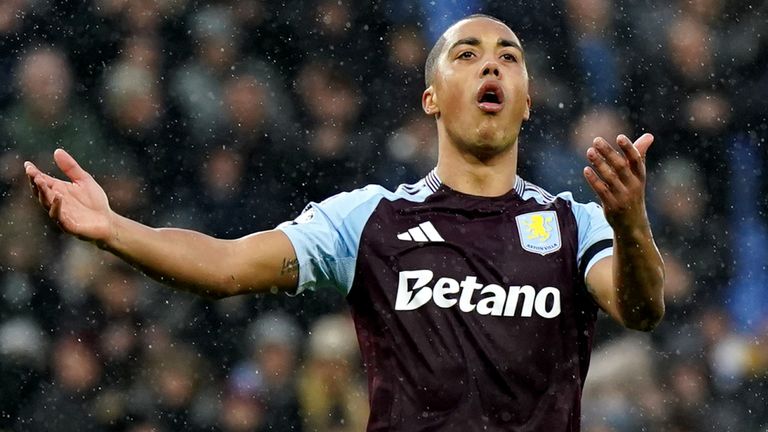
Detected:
[
  {"left": 594, "top": 136, "right": 632, "bottom": 183},
  {"left": 54, "top": 149, "right": 89, "bottom": 183},
  {"left": 25, "top": 161, "right": 43, "bottom": 187},
  {"left": 25, "top": 162, "right": 41, "bottom": 196},
  {"left": 34, "top": 176, "right": 55, "bottom": 209},
  {"left": 615, "top": 134, "right": 643, "bottom": 175},
  {"left": 24, "top": 161, "right": 39, "bottom": 177},
  {"left": 29, "top": 177, "right": 41, "bottom": 202},
  {"left": 633, "top": 133, "right": 654, "bottom": 159},
  {"left": 31, "top": 170, "right": 62, "bottom": 191},
  {"left": 49, "top": 193, "right": 63, "bottom": 221},
  {"left": 583, "top": 167, "right": 617, "bottom": 208},
  {"left": 587, "top": 144, "right": 627, "bottom": 193}
]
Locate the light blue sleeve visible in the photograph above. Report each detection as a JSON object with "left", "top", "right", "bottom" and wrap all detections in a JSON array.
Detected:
[
  {"left": 557, "top": 192, "right": 615, "bottom": 279},
  {"left": 276, "top": 186, "right": 388, "bottom": 295}
]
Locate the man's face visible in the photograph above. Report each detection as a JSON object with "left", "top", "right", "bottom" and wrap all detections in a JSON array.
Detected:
[{"left": 424, "top": 17, "right": 531, "bottom": 158}]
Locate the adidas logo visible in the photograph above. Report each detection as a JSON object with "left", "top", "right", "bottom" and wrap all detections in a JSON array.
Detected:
[{"left": 397, "top": 221, "right": 445, "bottom": 242}]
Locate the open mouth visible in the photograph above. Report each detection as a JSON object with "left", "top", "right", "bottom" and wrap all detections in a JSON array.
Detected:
[
  {"left": 476, "top": 81, "right": 505, "bottom": 113},
  {"left": 479, "top": 92, "right": 500, "bottom": 104}
]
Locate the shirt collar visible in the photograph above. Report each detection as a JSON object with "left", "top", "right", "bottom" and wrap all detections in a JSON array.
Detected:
[{"left": 425, "top": 169, "right": 525, "bottom": 196}]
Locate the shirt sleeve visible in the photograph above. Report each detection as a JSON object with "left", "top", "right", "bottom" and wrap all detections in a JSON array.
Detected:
[
  {"left": 558, "top": 192, "right": 614, "bottom": 281},
  {"left": 276, "top": 186, "right": 386, "bottom": 295}
]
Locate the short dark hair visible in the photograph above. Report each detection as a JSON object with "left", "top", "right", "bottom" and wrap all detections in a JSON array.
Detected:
[{"left": 423, "top": 13, "right": 508, "bottom": 87}]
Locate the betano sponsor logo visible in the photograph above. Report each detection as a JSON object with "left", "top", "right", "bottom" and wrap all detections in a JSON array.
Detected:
[{"left": 395, "top": 270, "right": 561, "bottom": 318}]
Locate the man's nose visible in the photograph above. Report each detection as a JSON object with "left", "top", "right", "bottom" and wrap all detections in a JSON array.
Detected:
[{"left": 481, "top": 62, "right": 501, "bottom": 78}]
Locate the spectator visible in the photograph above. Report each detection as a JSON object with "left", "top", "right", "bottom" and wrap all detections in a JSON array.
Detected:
[
  {"left": 17, "top": 335, "right": 104, "bottom": 430},
  {"left": 170, "top": 5, "right": 295, "bottom": 143},
  {"left": 229, "top": 311, "right": 304, "bottom": 431},
  {"left": 0, "top": 0, "right": 29, "bottom": 108},
  {"left": 532, "top": 106, "right": 628, "bottom": 202},
  {"left": 93, "top": 0, "right": 188, "bottom": 35},
  {"left": 375, "top": 111, "right": 437, "bottom": 187},
  {"left": 218, "top": 392, "right": 265, "bottom": 432},
  {"left": 0, "top": 316, "right": 48, "bottom": 429},
  {"left": 564, "top": 0, "right": 621, "bottom": 105},
  {"left": 582, "top": 335, "right": 663, "bottom": 431},
  {"left": 140, "top": 341, "right": 211, "bottom": 430},
  {"left": 3, "top": 48, "right": 111, "bottom": 175},
  {"left": 292, "top": 60, "right": 376, "bottom": 200},
  {"left": 369, "top": 24, "right": 428, "bottom": 131},
  {"left": 299, "top": 314, "right": 368, "bottom": 432},
  {"left": 629, "top": 9, "right": 733, "bottom": 208},
  {"left": 648, "top": 157, "right": 729, "bottom": 304},
  {"left": 102, "top": 38, "right": 164, "bottom": 158}
]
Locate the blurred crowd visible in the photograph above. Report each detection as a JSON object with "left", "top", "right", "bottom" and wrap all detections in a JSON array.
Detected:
[{"left": 0, "top": 0, "right": 767, "bottom": 431}]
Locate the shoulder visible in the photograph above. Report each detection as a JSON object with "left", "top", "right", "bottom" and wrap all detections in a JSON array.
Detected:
[
  {"left": 519, "top": 178, "right": 601, "bottom": 211},
  {"left": 321, "top": 177, "right": 434, "bottom": 211},
  {"left": 515, "top": 179, "right": 599, "bottom": 207},
  {"left": 518, "top": 178, "right": 559, "bottom": 204},
  {"left": 290, "top": 177, "right": 434, "bottom": 227}
]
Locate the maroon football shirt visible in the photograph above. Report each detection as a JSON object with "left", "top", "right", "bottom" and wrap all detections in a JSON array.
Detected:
[{"left": 278, "top": 171, "right": 614, "bottom": 431}]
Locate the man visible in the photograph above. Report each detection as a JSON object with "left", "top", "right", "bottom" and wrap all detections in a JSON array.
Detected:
[{"left": 25, "top": 14, "right": 664, "bottom": 431}]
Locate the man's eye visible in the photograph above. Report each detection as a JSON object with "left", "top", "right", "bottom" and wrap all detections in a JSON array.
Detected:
[
  {"left": 458, "top": 51, "right": 475, "bottom": 59},
  {"left": 501, "top": 53, "right": 518, "bottom": 62}
]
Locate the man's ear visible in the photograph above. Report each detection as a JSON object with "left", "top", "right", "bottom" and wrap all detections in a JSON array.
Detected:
[
  {"left": 523, "top": 94, "right": 531, "bottom": 121},
  {"left": 422, "top": 86, "right": 439, "bottom": 116}
]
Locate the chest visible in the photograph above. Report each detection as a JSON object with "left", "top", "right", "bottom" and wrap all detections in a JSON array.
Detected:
[{"left": 363, "top": 203, "right": 578, "bottom": 285}]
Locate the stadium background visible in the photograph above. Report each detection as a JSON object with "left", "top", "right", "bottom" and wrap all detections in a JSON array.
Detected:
[{"left": 1, "top": 0, "right": 767, "bottom": 430}]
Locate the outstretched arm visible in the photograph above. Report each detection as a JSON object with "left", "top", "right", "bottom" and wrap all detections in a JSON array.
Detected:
[
  {"left": 25, "top": 149, "right": 298, "bottom": 299},
  {"left": 583, "top": 133, "right": 665, "bottom": 331}
]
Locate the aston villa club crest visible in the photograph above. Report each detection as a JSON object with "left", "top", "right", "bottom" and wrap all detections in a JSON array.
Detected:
[{"left": 515, "top": 211, "right": 561, "bottom": 255}]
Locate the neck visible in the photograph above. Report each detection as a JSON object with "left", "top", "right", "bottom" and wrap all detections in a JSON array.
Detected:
[{"left": 435, "top": 135, "right": 519, "bottom": 197}]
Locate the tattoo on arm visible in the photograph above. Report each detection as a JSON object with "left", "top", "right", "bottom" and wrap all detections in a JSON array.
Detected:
[{"left": 280, "top": 257, "right": 299, "bottom": 275}]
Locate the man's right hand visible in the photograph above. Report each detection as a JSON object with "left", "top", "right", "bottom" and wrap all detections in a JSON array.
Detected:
[
  {"left": 24, "top": 148, "right": 299, "bottom": 298},
  {"left": 25, "top": 148, "right": 115, "bottom": 245}
]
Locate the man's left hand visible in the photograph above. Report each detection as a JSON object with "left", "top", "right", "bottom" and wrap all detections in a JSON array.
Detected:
[{"left": 583, "top": 133, "right": 654, "bottom": 230}]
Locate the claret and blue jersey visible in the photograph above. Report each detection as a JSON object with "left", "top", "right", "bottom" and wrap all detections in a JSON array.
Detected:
[{"left": 277, "top": 170, "right": 614, "bottom": 432}]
